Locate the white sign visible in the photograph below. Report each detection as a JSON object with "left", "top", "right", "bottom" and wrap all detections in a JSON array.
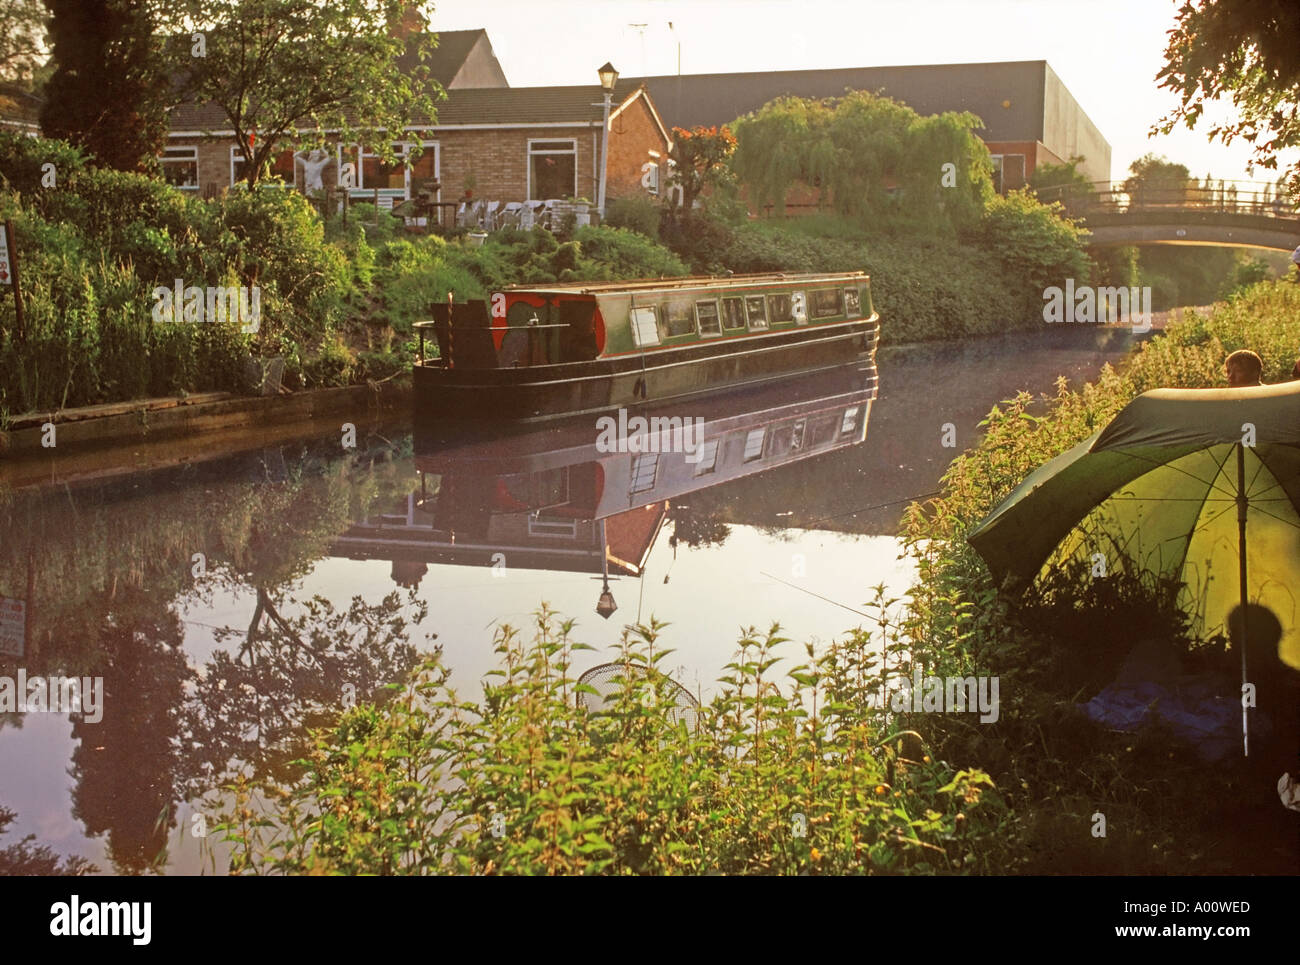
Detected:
[
  {"left": 0, "top": 224, "right": 11, "bottom": 287},
  {"left": 0, "top": 596, "right": 25, "bottom": 657}
]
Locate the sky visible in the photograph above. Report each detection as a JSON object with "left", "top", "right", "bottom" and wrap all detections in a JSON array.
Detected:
[{"left": 427, "top": 0, "right": 1295, "bottom": 186}]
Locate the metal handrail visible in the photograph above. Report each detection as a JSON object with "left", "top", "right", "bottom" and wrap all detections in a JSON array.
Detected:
[{"left": 1035, "top": 179, "right": 1299, "bottom": 218}]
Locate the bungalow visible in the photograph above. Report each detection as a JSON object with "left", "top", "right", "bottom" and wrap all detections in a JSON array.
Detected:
[{"left": 161, "top": 28, "right": 672, "bottom": 216}]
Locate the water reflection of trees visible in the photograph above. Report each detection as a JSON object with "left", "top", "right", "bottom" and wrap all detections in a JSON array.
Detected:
[
  {"left": 179, "top": 589, "right": 427, "bottom": 794},
  {"left": 0, "top": 432, "right": 430, "bottom": 873},
  {"left": 0, "top": 805, "right": 96, "bottom": 875},
  {"left": 69, "top": 587, "right": 189, "bottom": 875}
]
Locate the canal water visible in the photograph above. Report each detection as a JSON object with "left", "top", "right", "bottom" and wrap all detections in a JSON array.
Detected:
[{"left": 0, "top": 326, "right": 1139, "bottom": 874}]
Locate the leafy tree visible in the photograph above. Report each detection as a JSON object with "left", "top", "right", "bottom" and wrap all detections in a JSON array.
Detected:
[
  {"left": 1155, "top": 0, "right": 1300, "bottom": 193},
  {"left": 730, "top": 91, "right": 992, "bottom": 234},
  {"left": 170, "top": 0, "right": 442, "bottom": 187},
  {"left": 668, "top": 124, "right": 736, "bottom": 214},
  {"left": 1123, "top": 153, "right": 1193, "bottom": 205},
  {"left": 39, "top": 0, "right": 171, "bottom": 172},
  {"left": 1027, "top": 155, "right": 1093, "bottom": 207},
  {"left": 0, "top": 0, "right": 46, "bottom": 83}
]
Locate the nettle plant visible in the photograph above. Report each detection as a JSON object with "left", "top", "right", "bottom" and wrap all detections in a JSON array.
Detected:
[{"left": 215, "top": 605, "right": 1006, "bottom": 875}]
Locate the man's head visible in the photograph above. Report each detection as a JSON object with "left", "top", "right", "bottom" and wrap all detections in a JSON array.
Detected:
[{"left": 1225, "top": 349, "right": 1263, "bottom": 387}]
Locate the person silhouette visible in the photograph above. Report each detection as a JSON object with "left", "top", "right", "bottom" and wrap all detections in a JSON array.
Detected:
[{"left": 1228, "top": 603, "right": 1300, "bottom": 806}]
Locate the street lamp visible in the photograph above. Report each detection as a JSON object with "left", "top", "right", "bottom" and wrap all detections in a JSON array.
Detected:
[
  {"left": 596, "top": 62, "right": 619, "bottom": 220},
  {"left": 596, "top": 517, "right": 617, "bottom": 619}
]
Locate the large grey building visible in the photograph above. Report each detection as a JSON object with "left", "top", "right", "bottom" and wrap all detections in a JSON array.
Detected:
[{"left": 631, "top": 60, "right": 1112, "bottom": 189}]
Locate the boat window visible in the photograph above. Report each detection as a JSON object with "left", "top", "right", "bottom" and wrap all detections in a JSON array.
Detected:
[
  {"left": 721, "top": 296, "right": 746, "bottom": 331},
  {"left": 844, "top": 288, "right": 861, "bottom": 316},
  {"left": 695, "top": 300, "right": 722, "bottom": 336},
  {"left": 743, "top": 428, "right": 765, "bottom": 462},
  {"left": 745, "top": 295, "right": 768, "bottom": 330},
  {"left": 767, "top": 293, "right": 794, "bottom": 324},
  {"left": 811, "top": 288, "right": 843, "bottom": 318},
  {"left": 663, "top": 299, "right": 697, "bottom": 337},
  {"left": 840, "top": 406, "right": 860, "bottom": 435},
  {"left": 691, "top": 439, "right": 720, "bottom": 476},
  {"left": 791, "top": 291, "right": 808, "bottom": 323},
  {"left": 630, "top": 306, "right": 661, "bottom": 347},
  {"left": 629, "top": 453, "right": 659, "bottom": 494},
  {"left": 791, "top": 419, "right": 806, "bottom": 450}
]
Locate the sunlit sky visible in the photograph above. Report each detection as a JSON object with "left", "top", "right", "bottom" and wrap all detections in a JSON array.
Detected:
[{"left": 429, "top": 0, "right": 1295, "bottom": 185}]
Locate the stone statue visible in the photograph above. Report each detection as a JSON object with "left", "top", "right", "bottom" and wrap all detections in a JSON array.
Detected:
[{"left": 294, "top": 149, "right": 332, "bottom": 192}]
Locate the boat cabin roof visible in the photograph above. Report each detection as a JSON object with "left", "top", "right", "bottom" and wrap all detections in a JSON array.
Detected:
[{"left": 500, "top": 270, "right": 869, "bottom": 297}]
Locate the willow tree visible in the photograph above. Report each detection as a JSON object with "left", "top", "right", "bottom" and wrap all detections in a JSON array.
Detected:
[
  {"left": 730, "top": 90, "right": 992, "bottom": 233},
  {"left": 730, "top": 95, "right": 833, "bottom": 216}
]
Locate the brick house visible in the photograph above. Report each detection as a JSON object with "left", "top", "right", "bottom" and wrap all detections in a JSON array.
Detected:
[{"left": 161, "top": 27, "right": 672, "bottom": 216}]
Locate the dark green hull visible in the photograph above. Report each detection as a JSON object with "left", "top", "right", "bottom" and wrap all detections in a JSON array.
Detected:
[{"left": 414, "top": 314, "right": 880, "bottom": 422}]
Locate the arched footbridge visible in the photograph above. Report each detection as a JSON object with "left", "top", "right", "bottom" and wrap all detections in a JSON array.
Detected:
[{"left": 1037, "top": 181, "right": 1300, "bottom": 252}]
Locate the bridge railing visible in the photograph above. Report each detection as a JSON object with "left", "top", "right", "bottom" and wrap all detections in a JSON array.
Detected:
[{"left": 1035, "top": 179, "right": 1300, "bottom": 220}]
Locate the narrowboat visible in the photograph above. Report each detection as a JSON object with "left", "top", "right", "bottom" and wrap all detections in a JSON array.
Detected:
[
  {"left": 413, "top": 271, "right": 879, "bottom": 421},
  {"left": 338, "top": 366, "right": 877, "bottom": 582}
]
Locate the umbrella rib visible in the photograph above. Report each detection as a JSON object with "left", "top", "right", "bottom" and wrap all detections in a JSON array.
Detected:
[
  {"left": 1246, "top": 503, "right": 1300, "bottom": 532},
  {"left": 1104, "top": 446, "right": 1239, "bottom": 500},
  {"left": 1171, "top": 444, "right": 1241, "bottom": 578}
]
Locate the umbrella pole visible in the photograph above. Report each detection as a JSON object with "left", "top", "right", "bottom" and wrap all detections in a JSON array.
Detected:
[{"left": 1237, "top": 442, "right": 1249, "bottom": 758}]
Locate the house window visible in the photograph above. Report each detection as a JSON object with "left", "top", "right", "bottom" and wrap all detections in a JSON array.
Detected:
[
  {"left": 630, "top": 306, "right": 660, "bottom": 347},
  {"left": 811, "top": 288, "right": 843, "bottom": 319},
  {"left": 695, "top": 300, "right": 722, "bottom": 337},
  {"left": 745, "top": 295, "right": 768, "bottom": 330},
  {"left": 990, "top": 154, "right": 1025, "bottom": 193},
  {"left": 528, "top": 139, "right": 577, "bottom": 200},
  {"left": 231, "top": 147, "right": 295, "bottom": 187},
  {"left": 743, "top": 428, "right": 765, "bottom": 463},
  {"left": 721, "top": 297, "right": 746, "bottom": 331},
  {"left": 692, "top": 439, "right": 720, "bottom": 476},
  {"left": 160, "top": 147, "right": 199, "bottom": 191},
  {"left": 354, "top": 142, "right": 438, "bottom": 195},
  {"left": 361, "top": 142, "right": 407, "bottom": 190},
  {"left": 630, "top": 453, "right": 658, "bottom": 494}
]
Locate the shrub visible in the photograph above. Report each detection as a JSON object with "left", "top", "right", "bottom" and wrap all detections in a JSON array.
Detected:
[
  {"left": 571, "top": 225, "right": 688, "bottom": 279},
  {"left": 604, "top": 196, "right": 662, "bottom": 238},
  {"left": 215, "top": 608, "right": 1009, "bottom": 875}
]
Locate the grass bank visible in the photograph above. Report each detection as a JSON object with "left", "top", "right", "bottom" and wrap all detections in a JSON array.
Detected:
[{"left": 897, "top": 280, "right": 1300, "bottom": 873}]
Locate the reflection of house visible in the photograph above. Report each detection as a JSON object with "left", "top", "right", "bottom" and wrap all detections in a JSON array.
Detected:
[
  {"left": 0, "top": 83, "right": 41, "bottom": 135},
  {"left": 163, "top": 25, "right": 670, "bottom": 209},
  {"left": 632, "top": 60, "right": 1111, "bottom": 189}
]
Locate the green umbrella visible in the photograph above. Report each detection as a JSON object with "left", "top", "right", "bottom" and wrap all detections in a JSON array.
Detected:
[{"left": 967, "top": 381, "right": 1300, "bottom": 756}]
